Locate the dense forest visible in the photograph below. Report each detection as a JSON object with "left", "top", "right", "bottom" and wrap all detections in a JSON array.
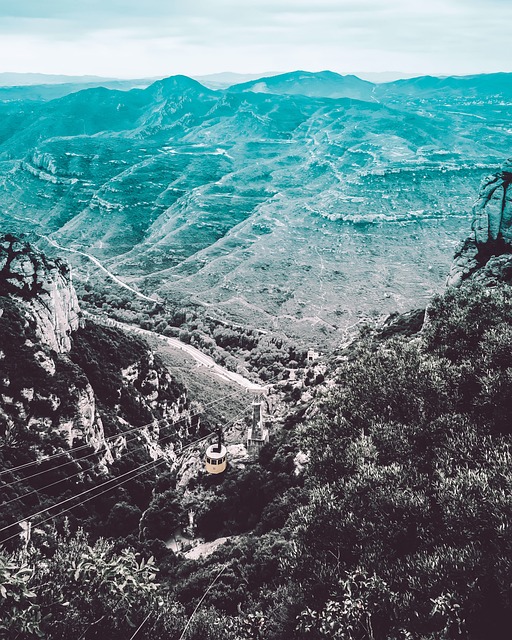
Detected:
[{"left": 2, "top": 272, "right": 512, "bottom": 639}]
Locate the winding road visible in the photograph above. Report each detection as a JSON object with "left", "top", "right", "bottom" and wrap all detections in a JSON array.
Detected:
[
  {"left": 82, "top": 310, "right": 265, "bottom": 393},
  {"left": 43, "top": 235, "right": 266, "bottom": 392},
  {"left": 42, "top": 236, "right": 157, "bottom": 303}
]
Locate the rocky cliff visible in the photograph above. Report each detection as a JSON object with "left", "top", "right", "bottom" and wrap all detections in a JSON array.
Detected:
[
  {"left": 0, "top": 294, "right": 111, "bottom": 468},
  {"left": 0, "top": 234, "right": 194, "bottom": 479},
  {"left": 0, "top": 234, "right": 80, "bottom": 352},
  {"left": 448, "top": 160, "right": 512, "bottom": 286},
  {"left": 0, "top": 235, "right": 199, "bottom": 543}
]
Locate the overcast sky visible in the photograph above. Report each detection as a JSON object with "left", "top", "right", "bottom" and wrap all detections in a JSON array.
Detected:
[{"left": 1, "top": 0, "right": 511, "bottom": 78}]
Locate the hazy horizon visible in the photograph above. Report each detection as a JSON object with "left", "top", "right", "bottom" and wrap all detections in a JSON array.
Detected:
[
  {"left": 0, "top": 69, "right": 508, "bottom": 89},
  {"left": 2, "top": 0, "right": 511, "bottom": 79}
]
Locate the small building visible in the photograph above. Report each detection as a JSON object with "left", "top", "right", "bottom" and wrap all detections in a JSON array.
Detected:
[
  {"left": 246, "top": 397, "right": 269, "bottom": 458},
  {"left": 307, "top": 349, "right": 320, "bottom": 364}
]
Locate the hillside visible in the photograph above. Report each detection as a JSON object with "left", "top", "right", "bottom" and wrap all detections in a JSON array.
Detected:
[
  {"left": 375, "top": 72, "right": 512, "bottom": 106},
  {"left": 0, "top": 72, "right": 511, "bottom": 347},
  {"left": 2, "top": 165, "right": 512, "bottom": 638},
  {"left": 0, "top": 235, "right": 199, "bottom": 549}
]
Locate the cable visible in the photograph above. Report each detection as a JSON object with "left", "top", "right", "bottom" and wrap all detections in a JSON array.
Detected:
[
  {"left": 1, "top": 368, "right": 278, "bottom": 503},
  {"left": 1, "top": 357, "right": 274, "bottom": 538},
  {"left": 0, "top": 388, "right": 229, "bottom": 479},
  {"left": 0, "top": 415, "right": 186, "bottom": 489},
  {"left": 0, "top": 457, "right": 169, "bottom": 547},
  {"left": 1, "top": 367, "right": 278, "bottom": 521},
  {"left": 1, "top": 405, "right": 203, "bottom": 489},
  {"left": 178, "top": 563, "right": 228, "bottom": 640},
  {"left": 0, "top": 428, "right": 211, "bottom": 515},
  {"left": 0, "top": 375, "right": 264, "bottom": 480},
  {"left": 0, "top": 407, "right": 249, "bottom": 545},
  {"left": 0, "top": 418, "right": 240, "bottom": 548},
  {"left": 0, "top": 455, "right": 160, "bottom": 538},
  {"left": 128, "top": 611, "right": 154, "bottom": 640},
  {"left": 0, "top": 424, "right": 207, "bottom": 509},
  {"left": 0, "top": 364, "right": 279, "bottom": 489}
]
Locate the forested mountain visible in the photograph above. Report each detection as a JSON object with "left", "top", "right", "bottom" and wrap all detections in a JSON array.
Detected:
[
  {"left": 2, "top": 162, "right": 512, "bottom": 639},
  {"left": 0, "top": 72, "right": 511, "bottom": 345}
]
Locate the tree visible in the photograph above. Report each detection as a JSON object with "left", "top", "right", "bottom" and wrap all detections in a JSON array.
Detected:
[
  {"left": 1, "top": 530, "right": 186, "bottom": 639},
  {"left": 105, "top": 501, "right": 142, "bottom": 538},
  {"left": 139, "top": 490, "right": 183, "bottom": 541}
]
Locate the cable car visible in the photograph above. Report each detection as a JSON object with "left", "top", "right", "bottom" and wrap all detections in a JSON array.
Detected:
[{"left": 205, "top": 428, "right": 227, "bottom": 474}]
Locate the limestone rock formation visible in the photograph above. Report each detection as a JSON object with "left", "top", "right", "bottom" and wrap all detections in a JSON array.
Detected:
[
  {"left": 0, "top": 234, "right": 80, "bottom": 352},
  {"left": 0, "top": 235, "right": 193, "bottom": 471},
  {"left": 468, "top": 253, "right": 512, "bottom": 286},
  {"left": 448, "top": 160, "right": 512, "bottom": 286},
  {"left": 472, "top": 159, "right": 512, "bottom": 245},
  {"left": 0, "top": 294, "right": 111, "bottom": 466}
]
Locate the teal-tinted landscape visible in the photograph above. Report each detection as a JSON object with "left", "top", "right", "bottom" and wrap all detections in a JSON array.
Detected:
[{"left": 1, "top": 71, "right": 511, "bottom": 345}]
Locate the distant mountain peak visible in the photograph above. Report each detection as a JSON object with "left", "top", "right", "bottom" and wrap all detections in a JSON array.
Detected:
[
  {"left": 227, "top": 69, "right": 375, "bottom": 100},
  {"left": 0, "top": 72, "right": 119, "bottom": 87},
  {"left": 147, "top": 74, "right": 217, "bottom": 96}
]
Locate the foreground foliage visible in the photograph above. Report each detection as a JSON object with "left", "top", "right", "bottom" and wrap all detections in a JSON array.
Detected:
[
  {"left": 0, "top": 530, "right": 184, "bottom": 639},
  {"left": 291, "top": 280, "right": 512, "bottom": 639},
  {"left": 3, "top": 279, "right": 512, "bottom": 639}
]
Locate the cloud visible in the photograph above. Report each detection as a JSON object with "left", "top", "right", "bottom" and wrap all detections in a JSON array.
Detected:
[
  {"left": 1, "top": 0, "right": 511, "bottom": 77},
  {"left": 0, "top": 0, "right": 494, "bottom": 36}
]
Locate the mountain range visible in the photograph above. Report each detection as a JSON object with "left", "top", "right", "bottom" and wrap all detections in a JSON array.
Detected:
[
  {"left": 1, "top": 70, "right": 511, "bottom": 346},
  {"left": 3, "top": 85, "right": 512, "bottom": 638}
]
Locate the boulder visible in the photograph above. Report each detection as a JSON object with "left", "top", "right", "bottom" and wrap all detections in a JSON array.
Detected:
[{"left": 449, "top": 160, "right": 512, "bottom": 286}]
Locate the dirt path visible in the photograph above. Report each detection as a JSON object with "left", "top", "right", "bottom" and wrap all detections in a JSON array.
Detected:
[
  {"left": 42, "top": 235, "right": 156, "bottom": 303},
  {"left": 83, "top": 310, "right": 266, "bottom": 392}
]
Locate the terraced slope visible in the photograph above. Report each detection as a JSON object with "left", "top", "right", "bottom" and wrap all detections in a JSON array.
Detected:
[{"left": 1, "top": 73, "right": 511, "bottom": 346}]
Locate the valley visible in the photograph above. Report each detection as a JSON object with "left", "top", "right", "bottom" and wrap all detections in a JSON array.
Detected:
[
  {"left": 0, "top": 71, "right": 511, "bottom": 349},
  {"left": 83, "top": 310, "right": 265, "bottom": 391},
  {"left": 2, "top": 67, "right": 512, "bottom": 639}
]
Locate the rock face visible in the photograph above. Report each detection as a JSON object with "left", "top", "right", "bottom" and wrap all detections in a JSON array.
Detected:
[
  {"left": 468, "top": 253, "right": 512, "bottom": 286},
  {"left": 0, "top": 296, "right": 111, "bottom": 468},
  {"left": 448, "top": 160, "right": 512, "bottom": 286},
  {"left": 0, "top": 236, "right": 194, "bottom": 472},
  {"left": 0, "top": 234, "right": 80, "bottom": 352},
  {"left": 472, "top": 159, "right": 512, "bottom": 245}
]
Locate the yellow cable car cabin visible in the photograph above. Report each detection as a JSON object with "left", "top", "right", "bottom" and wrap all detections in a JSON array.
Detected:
[{"left": 205, "top": 430, "right": 227, "bottom": 474}]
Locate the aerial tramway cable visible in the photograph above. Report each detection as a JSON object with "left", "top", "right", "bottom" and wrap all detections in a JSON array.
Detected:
[
  {"left": 1, "top": 370, "right": 277, "bottom": 494},
  {"left": 0, "top": 379, "right": 263, "bottom": 481},
  {"left": 1, "top": 412, "right": 204, "bottom": 508},
  {"left": 0, "top": 457, "right": 169, "bottom": 547},
  {"left": 0, "top": 367, "right": 277, "bottom": 546},
  {"left": 0, "top": 408, "right": 249, "bottom": 547}
]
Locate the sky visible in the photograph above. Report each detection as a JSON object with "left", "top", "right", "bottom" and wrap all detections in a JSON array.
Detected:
[{"left": 1, "top": 0, "right": 511, "bottom": 79}]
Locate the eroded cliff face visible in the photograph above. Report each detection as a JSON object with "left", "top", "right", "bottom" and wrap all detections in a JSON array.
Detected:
[
  {"left": 448, "top": 160, "right": 512, "bottom": 286},
  {"left": 0, "top": 235, "right": 193, "bottom": 472},
  {"left": 0, "top": 234, "right": 80, "bottom": 352},
  {"left": 0, "top": 296, "right": 112, "bottom": 470}
]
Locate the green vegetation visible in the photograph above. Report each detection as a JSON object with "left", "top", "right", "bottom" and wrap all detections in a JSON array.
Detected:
[
  {"left": 288, "top": 280, "right": 512, "bottom": 639},
  {"left": 3, "top": 277, "right": 512, "bottom": 638},
  {"left": 0, "top": 530, "right": 184, "bottom": 639},
  {"left": 76, "top": 280, "right": 308, "bottom": 380},
  {"left": 0, "top": 313, "right": 193, "bottom": 549}
]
